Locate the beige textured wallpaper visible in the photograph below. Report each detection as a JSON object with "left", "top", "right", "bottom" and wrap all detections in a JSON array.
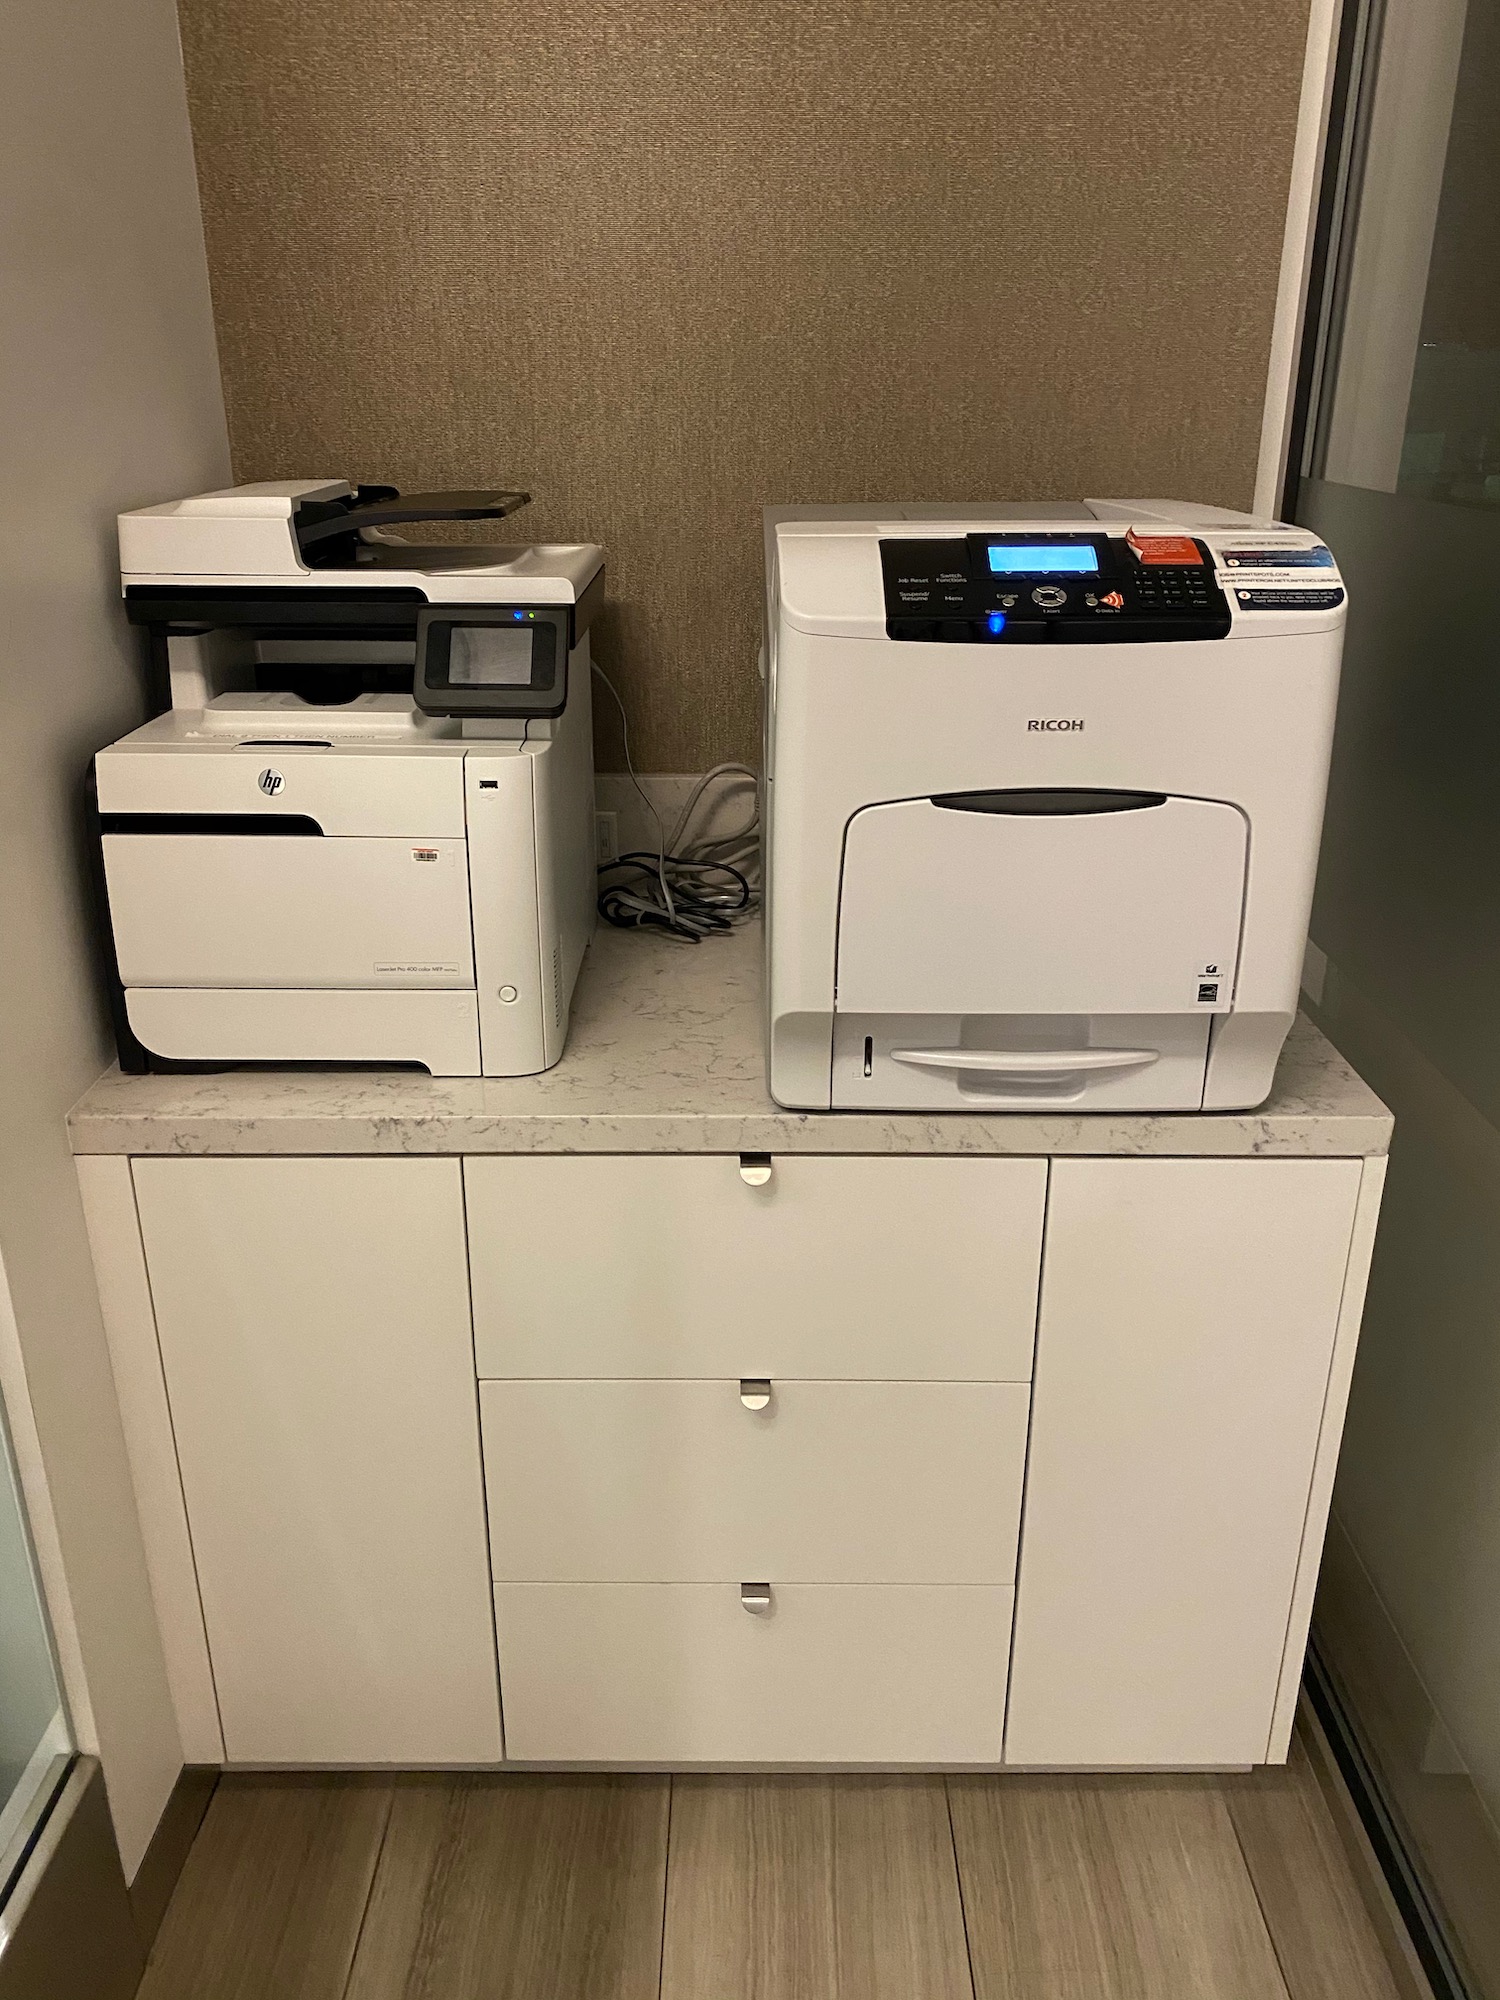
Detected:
[{"left": 177, "top": 0, "right": 1308, "bottom": 767}]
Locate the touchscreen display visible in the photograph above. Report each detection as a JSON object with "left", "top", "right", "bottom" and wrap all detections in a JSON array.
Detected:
[
  {"left": 986, "top": 543, "right": 1099, "bottom": 574},
  {"left": 448, "top": 625, "right": 534, "bottom": 686}
]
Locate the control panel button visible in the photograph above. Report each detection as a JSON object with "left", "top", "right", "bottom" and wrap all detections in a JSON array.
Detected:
[{"left": 1031, "top": 585, "right": 1068, "bottom": 609}]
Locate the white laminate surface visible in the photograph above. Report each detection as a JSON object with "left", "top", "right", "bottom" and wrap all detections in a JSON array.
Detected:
[{"left": 67, "top": 921, "right": 1391, "bottom": 1158}]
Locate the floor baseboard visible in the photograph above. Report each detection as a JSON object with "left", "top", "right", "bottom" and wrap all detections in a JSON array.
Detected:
[{"left": 128, "top": 1765, "right": 219, "bottom": 1951}]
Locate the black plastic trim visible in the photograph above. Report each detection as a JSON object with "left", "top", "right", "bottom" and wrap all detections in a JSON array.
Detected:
[
  {"left": 124, "top": 585, "right": 428, "bottom": 632},
  {"left": 932, "top": 788, "right": 1168, "bottom": 815},
  {"left": 571, "top": 562, "right": 605, "bottom": 647},
  {"left": 98, "top": 813, "right": 325, "bottom": 836}
]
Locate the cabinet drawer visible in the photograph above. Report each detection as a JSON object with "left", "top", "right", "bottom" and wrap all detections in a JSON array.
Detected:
[
  {"left": 465, "top": 1155, "right": 1044, "bottom": 1380},
  {"left": 480, "top": 1380, "right": 1030, "bottom": 1585},
  {"left": 496, "top": 1583, "right": 1011, "bottom": 1762}
]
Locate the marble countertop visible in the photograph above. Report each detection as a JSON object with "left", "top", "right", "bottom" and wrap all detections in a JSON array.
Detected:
[{"left": 67, "top": 923, "right": 1391, "bottom": 1158}]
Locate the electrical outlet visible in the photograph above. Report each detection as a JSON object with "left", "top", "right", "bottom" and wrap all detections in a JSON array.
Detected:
[{"left": 595, "top": 810, "right": 620, "bottom": 864}]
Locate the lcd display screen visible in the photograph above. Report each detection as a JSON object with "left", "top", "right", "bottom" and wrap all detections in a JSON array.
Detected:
[
  {"left": 447, "top": 625, "right": 535, "bottom": 686},
  {"left": 986, "top": 543, "right": 1099, "bottom": 574}
]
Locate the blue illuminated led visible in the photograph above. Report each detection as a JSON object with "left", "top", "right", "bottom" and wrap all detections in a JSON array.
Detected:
[
  {"left": 987, "top": 611, "right": 1007, "bottom": 635},
  {"left": 987, "top": 543, "right": 1098, "bottom": 575},
  {"left": 513, "top": 609, "right": 524, "bottom": 620}
]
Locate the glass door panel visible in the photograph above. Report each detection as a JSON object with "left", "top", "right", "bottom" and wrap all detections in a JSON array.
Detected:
[
  {"left": 1293, "top": 2, "right": 1500, "bottom": 1993},
  {"left": 0, "top": 1391, "right": 69, "bottom": 1895}
]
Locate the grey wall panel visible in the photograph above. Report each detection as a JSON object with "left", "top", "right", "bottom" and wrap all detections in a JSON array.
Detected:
[{"left": 176, "top": 0, "right": 1310, "bottom": 767}]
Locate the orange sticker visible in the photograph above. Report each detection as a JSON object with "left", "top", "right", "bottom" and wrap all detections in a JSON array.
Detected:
[{"left": 1127, "top": 530, "right": 1203, "bottom": 566}]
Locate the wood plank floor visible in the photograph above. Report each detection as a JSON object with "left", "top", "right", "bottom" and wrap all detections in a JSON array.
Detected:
[{"left": 136, "top": 1729, "right": 1412, "bottom": 2000}]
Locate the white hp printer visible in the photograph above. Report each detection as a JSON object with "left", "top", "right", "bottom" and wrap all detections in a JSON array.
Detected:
[
  {"left": 763, "top": 500, "right": 1346, "bottom": 1112},
  {"left": 95, "top": 480, "right": 602, "bottom": 1076}
]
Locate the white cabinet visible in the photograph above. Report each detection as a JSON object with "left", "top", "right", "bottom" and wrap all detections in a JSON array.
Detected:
[
  {"left": 1004, "top": 1157, "right": 1364, "bottom": 1768},
  {"left": 465, "top": 1154, "right": 1045, "bottom": 1380},
  {"left": 495, "top": 1582, "right": 1013, "bottom": 1762},
  {"left": 93, "top": 1138, "right": 1376, "bottom": 1773},
  {"left": 131, "top": 1157, "right": 501, "bottom": 1765},
  {"left": 480, "top": 1379, "right": 1031, "bottom": 1584}
]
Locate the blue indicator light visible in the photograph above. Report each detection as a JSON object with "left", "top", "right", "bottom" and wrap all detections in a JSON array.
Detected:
[
  {"left": 987, "top": 611, "right": 1007, "bottom": 635},
  {"left": 512, "top": 609, "right": 524, "bottom": 620},
  {"left": 987, "top": 543, "right": 1098, "bottom": 575}
]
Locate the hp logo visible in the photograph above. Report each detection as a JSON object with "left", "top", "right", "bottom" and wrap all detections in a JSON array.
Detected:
[{"left": 258, "top": 768, "right": 285, "bottom": 796}]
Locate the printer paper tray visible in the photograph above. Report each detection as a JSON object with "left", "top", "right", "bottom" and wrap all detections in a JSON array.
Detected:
[
  {"left": 831, "top": 1013, "right": 1211, "bottom": 1111},
  {"left": 103, "top": 832, "right": 476, "bottom": 989},
  {"left": 123, "top": 987, "right": 484, "bottom": 1076}
]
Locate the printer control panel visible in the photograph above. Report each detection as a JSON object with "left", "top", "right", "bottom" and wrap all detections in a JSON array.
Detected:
[{"left": 880, "top": 532, "right": 1233, "bottom": 644}]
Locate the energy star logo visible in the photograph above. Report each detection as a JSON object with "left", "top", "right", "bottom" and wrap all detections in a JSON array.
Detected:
[{"left": 258, "top": 768, "right": 285, "bottom": 795}]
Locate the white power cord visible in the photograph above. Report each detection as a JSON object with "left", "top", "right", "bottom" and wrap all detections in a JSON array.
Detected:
[{"left": 592, "top": 661, "right": 760, "bottom": 940}]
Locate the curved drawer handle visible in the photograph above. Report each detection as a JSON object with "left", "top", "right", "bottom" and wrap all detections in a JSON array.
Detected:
[
  {"left": 739, "top": 1378, "right": 773, "bottom": 1411},
  {"left": 890, "top": 1046, "right": 1159, "bottom": 1077},
  {"left": 741, "top": 1583, "right": 773, "bottom": 1615},
  {"left": 739, "top": 1153, "right": 773, "bottom": 1186}
]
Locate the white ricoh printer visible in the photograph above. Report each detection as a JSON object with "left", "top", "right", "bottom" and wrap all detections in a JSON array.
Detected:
[
  {"left": 94, "top": 480, "right": 602, "bottom": 1076},
  {"left": 763, "top": 500, "right": 1347, "bottom": 1112}
]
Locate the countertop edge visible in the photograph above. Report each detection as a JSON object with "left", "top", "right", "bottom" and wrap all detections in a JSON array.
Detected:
[{"left": 65, "top": 1107, "right": 1395, "bottom": 1159}]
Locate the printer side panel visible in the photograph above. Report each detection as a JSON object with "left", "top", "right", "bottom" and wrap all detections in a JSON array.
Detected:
[
  {"left": 1201, "top": 627, "right": 1344, "bottom": 1108},
  {"left": 765, "top": 642, "right": 845, "bottom": 1111},
  {"left": 528, "top": 639, "right": 598, "bottom": 1072},
  {"left": 467, "top": 752, "right": 548, "bottom": 1077}
]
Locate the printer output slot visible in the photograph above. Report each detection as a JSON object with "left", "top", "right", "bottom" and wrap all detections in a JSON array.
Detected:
[
  {"left": 931, "top": 788, "right": 1167, "bottom": 815},
  {"left": 99, "top": 813, "right": 325, "bottom": 836}
]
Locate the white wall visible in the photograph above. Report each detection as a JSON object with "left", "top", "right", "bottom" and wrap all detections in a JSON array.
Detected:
[{"left": 0, "top": 0, "right": 230, "bottom": 1879}]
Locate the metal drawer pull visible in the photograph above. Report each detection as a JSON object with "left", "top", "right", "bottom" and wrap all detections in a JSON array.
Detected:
[
  {"left": 741, "top": 1583, "right": 773, "bottom": 1614},
  {"left": 739, "top": 1378, "right": 772, "bottom": 1411},
  {"left": 738, "top": 1153, "right": 773, "bottom": 1186}
]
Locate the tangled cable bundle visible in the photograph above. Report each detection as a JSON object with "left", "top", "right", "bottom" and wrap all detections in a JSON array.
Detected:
[{"left": 593, "top": 663, "right": 760, "bottom": 941}]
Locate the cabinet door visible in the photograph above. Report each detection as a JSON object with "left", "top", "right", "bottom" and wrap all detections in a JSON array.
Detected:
[
  {"left": 1005, "top": 1157, "right": 1362, "bottom": 1768},
  {"left": 133, "top": 1157, "right": 501, "bottom": 1765},
  {"left": 466, "top": 1154, "right": 1045, "bottom": 1380}
]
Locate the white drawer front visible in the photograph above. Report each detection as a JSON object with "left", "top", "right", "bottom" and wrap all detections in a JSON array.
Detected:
[
  {"left": 466, "top": 1155, "right": 1045, "bottom": 1380},
  {"left": 496, "top": 1583, "right": 1011, "bottom": 1762},
  {"left": 481, "top": 1380, "right": 1030, "bottom": 1585}
]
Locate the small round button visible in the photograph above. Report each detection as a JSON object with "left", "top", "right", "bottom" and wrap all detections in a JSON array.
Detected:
[
  {"left": 1031, "top": 584, "right": 1068, "bottom": 609},
  {"left": 499, "top": 985, "right": 519, "bottom": 1003}
]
